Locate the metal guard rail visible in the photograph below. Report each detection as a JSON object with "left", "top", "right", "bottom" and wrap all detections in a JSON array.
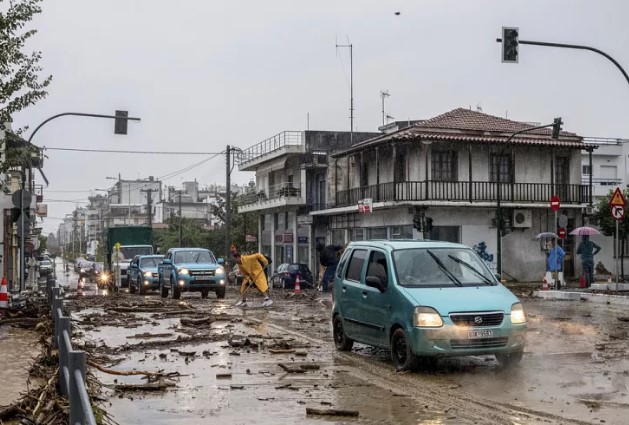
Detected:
[{"left": 47, "top": 275, "right": 97, "bottom": 425}]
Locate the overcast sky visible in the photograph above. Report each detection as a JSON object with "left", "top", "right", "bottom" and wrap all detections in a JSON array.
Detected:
[{"left": 12, "top": 0, "right": 629, "bottom": 234}]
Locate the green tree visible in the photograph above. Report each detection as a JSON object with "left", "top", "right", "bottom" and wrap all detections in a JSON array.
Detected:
[
  {"left": 593, "top": 188, "right": 629, "bottom": 277},
  {"left": 153, "top": 216, "right": 224, "bottom": 256},
  {"left": 209, "top": 192, "right": 257, "bottom": 254},
  {"left": 1, "top": 0, "right": 52, "bottom": 172}
]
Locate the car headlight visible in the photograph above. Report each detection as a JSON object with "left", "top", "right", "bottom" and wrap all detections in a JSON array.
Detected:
[
  {"left": 144, "top": 271, "right": 153, "bottom": 277},
  {"left": 413, "top": 306, "right": 443, "bottom": 328},
  {"left": 99, "top": 273, "right": 109, "bottom": 282},
  {"left": 510, "top": 303, "right": 526, "bottom": 324},
  {"left": 178, "top": 268, "right": 189, "bottom": 275},
  {"left": 215, "top": 267, "right": 225, "bottom": 275},
  {"left": 80, "top": 269, "right": 85, "bottom": 273}
]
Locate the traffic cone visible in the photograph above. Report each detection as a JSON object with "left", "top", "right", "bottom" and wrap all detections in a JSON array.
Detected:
[
  {"left": 0, "top": 277, "right": 8, "bottom": 308},
  {"left": 542, "top": 275, "right": 549, "bottom": 291},
  {"left": 294, "top": 275, "right": 301, "bottom": 294},
  {"left": 579, "top": 275, "right": 586, "bottom": 289}
]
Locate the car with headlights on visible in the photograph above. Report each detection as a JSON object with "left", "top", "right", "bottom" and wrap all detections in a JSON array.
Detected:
[
  {"left": 332, "top": 240, "right": 527, "bottom": 371},
  {"left": 128, "top": 255, "right": 164, "bottom": 295},
  {"left": 158, "top": 248, "right": 226, "bottom": 299}
]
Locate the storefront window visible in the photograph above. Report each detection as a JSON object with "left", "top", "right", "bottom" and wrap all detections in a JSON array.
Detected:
[
  {"left": 391, "top": 225, "right": 413, "bottom": 239},
  {"left": 369, "top": 227, "right": 387, "bottom": 240},
  {"left": 351, "top": 228, "right": 365, "bottom": 241},
  {"left": 331, "top": 230, "right": 345, "bottom": 245}
]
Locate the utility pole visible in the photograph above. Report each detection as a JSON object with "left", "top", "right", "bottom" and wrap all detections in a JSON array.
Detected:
[
  {"left": 178, "top": 190, "right": 183, "bottom": 246},
  {"left": 336, "top": 42, "right": 354, "bottom": 143},
  {"left": 225, "top": 145, "right": 231, "bottom": 260},
  {"left": 380, "top": 90, "right": 390, "bottom": 126},
  {"left": 19, "top": 171, "right": 25, "bottom": 293},
  {"left": 141, "top": 188, "right": 154, "bottom": 227}
]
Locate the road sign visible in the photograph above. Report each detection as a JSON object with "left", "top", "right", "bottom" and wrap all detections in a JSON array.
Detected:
[
  {"left": 558, "top": 227, "right": 567, "bottom": 239},
  {"left": 609, "top": 187, "right": 626, "bottom": 207},
  {"left": 550, "top": 195, "right": 560, "bottom": 211},
  {"left": 12, "top": 190, "right": 32, "bottom": 208},
  {"left": 611, "top": 205, "right": 625, "bottom": 221}
]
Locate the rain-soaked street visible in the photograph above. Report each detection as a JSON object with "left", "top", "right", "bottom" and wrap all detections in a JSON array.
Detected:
[{"left": 58, "top": 266, "right": 628, "bottom": 425}]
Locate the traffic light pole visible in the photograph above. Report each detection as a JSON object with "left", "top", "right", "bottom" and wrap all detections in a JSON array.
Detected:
[
  {"left": 496, "top": 121, "right": 561, "bottom": 277},
  {"left": 496, "top": 38, "right": 629, "bottom": 87}
]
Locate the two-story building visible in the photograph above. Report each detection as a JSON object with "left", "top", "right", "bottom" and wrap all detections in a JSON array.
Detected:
[
  {"left": 238, "top": 130, "right": 378, "bottom": 271},
  {"left": 312, "top": 108, "right": 590, "bottom": 282}
]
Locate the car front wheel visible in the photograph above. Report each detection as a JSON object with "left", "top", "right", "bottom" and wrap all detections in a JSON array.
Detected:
[
  {"left": 495, "top": 350, "right": 523, "bottom": 368},
  {"left": 391, "top": 328, "right": 419, "bottom": 371},
  {"left": 139, "top": 279, "right": 147, "bottom": 295},
  {"left": 160, "top": 279, "right": 168, "bottom": 298},
  {"left": 215, "top": 286, "right": 226, "bottom": 299},
  {"left": 333, "top": 315, "right": 354, "bottom": 351}
]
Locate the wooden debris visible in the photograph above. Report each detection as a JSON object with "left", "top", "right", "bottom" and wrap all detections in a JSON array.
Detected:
[
  {"left": 300, "top": 364, "right": 320, "bottom": 370},
  {"left": 88, "top": 360, "right": 159, "bottom": 377},
  {"left": 269, "top": 349, "right": 296, "bottom": 354},
  {"left": 230, "top": 385, "right": 244, "bottom": 390},
  {"left": 617, "top": 317, "right": 629, "bottom": 322},
  {"left": 127, "top": 332, "right": 173, "bottom": 339},
  {"left": 180, "top": 317, "right": 213, "bottom": 327},
  {"left": 306, "top": 408, "right": 359, "bottom": 417},
  {"left": 115, "top": 380, "right": 175, "bottom": 392},
  {"left": 295, "top": 351, "right": 308, "bottom": 357},
  {"left": 216, "top": 373, "right": 232, "bottom": 379},
  {"left": 278, "top": 363, "right": 306, "bottom": 373},
  {"left": 275, "top": 383, "right": 293, "bottom": 389}
]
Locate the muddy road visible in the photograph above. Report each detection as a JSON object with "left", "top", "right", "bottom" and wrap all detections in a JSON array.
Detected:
[{"left": 61, "top": 269, "right": 628, "bottom": 424}]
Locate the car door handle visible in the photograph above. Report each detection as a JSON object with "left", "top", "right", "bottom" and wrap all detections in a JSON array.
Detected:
[
  {"left": 342, "top": 286, "right": 347, "bottom": 293},
  {"left": 362, "top": 291, "right": 368, "bottom": 298}
]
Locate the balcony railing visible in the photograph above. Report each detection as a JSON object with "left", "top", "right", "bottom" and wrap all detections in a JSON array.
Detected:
[
  {"left": 335, "top": 181, "right": 590, "bottom": 207},
  {"left": 240, "top": 183, "right": 302, "bottom": 206},
  {"left": 581, "top": 176, "right": 622, "bottom": 186},
  {"left": 239, "top": 131, "right": 302, "bottom": 165}
]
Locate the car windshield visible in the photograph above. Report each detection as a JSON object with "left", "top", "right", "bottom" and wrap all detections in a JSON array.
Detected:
[
  {"left": 287, "top": 265, "right": 300, "bottom": 272},
  {"left": 119, "top": 247, "right": 153, "bottom": 260},
  {"left": 40, "top": 260, "right": 52, "bottom": 265},
  {"left": 140, "top": 257, "right": 163, "bottom": 268},
  {"left": 393, "top": 248, "right": 496, "bottom": 287},
  {"left": 174, "top": 250, "right": 215, "bottom": 264}
]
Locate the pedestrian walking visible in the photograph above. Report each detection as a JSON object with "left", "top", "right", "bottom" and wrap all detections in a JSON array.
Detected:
[
  {"left": 316, "top": 242, "right": 344, "bottom": 292},
  {"left": 232, "top": 251, "right": 273, "bottom": 307},
  {"left": 577, "top": 235, "right": 601, "bottom": 288},
  {"left": 547, "top": 239, "right": 565, "bottom": 289}
]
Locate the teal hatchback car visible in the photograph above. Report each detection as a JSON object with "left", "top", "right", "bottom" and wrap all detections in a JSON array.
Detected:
[{"left": 332, "top": 240, "right": 526, "bottom": 370}]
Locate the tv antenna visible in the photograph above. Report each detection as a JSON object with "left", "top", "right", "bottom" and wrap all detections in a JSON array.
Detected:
[
  {"left": 380, "top": 90, "right": 390, "bottom": 126},
  {"left": 336, "top": 37, "right": 354, "bottom": 144}
]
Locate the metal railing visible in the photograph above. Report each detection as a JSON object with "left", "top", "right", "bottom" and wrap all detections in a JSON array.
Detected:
[
  {"left": 239, "top": 182, "right": 302, "bottom": 206},
  {"left": 47, "top": 275, "right": 97, "bottom": 425},
  {"left": 335, "top": 180, "right": 590, "bottom": 207},
  {"left": 238, "top": 131, "right": 302, "bottom": 165},
  {"left": 580, "top": 176, "right": 622, "bottom": 186}
]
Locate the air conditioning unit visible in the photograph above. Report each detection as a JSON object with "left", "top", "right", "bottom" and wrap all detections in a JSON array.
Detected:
[{"left": 512, "top": 209, "right": 532, "bottom": 228}]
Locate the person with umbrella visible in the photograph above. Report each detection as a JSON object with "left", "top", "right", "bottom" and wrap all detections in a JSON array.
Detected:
[
  {"left": 547, "top": 239, "right": 565, "bottom": 289},
  {"left": 577, "top": 235, "right": 601, "bottom": 288}
]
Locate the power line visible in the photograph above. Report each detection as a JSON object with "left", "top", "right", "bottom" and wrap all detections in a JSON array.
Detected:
[{"left": 44, "top": 147, "right": 226, "bottom": 155}]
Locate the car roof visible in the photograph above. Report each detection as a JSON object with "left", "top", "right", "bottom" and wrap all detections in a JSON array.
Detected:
[
  {"left": 169, "top": 248, "right": 210, "bottom": 252},
  {"left": 138, "top": 255, "right": 164, "bottom": 259},
  {"left": 347, "top": 239, "right": 468, "bottom": 251}
]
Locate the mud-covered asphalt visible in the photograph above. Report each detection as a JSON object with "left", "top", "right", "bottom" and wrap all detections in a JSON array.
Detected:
[{"left": 61, "top": 267, "right": 628, "bottom": 425}]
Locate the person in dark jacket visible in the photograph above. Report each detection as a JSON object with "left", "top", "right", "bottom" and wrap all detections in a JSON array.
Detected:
[
  {"left": 317, "top": 242, "right": 344, "bottom": 292},
  {"left": 577, "top": 235, "right": 601, "bottom": 288}
]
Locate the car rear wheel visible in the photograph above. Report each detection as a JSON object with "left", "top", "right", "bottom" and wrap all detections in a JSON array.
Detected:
[
  {"left": 333, "top": 315, "right": 354, "bottom": 351},
  {"left": 391, "top": 328, "right": 419, "bottom": 371},
  {"left": 215, "top": 286, "right": 226, "bottom": 299},
  {"left": 495, "top": 350, "right": 523, "bottom": 368},
  {"left": 172, "top": 277, "right": 181, "bottom": 299}
]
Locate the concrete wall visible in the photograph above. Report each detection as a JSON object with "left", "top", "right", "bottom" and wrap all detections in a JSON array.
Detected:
[{"left": 303, "top": 131, "right": 378, "bottom": 152}]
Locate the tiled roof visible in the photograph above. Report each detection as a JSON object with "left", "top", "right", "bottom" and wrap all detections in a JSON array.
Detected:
[{"left": 337, "top": 108, "right": 584, "bottom": 156}]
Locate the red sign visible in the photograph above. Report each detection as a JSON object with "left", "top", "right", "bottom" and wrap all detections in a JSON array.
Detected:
[
  {"left": 558, "top": 227, "right": 567, "bottom": 239},
  {"left": 611, "top": 205, "right": 625, "bottom": 221},
  {"left": 550, "top": 195, "right": 560, "bottom": 211}
]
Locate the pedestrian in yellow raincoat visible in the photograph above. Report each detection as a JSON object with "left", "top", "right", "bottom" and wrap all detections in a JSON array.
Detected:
[{"left": 232, "top": 251, "right": 273, "bottom": 307}]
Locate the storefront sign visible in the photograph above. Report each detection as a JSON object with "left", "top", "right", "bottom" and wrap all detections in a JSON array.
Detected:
[
  {"left": 298, "top": 236, "right": 308, "bottom": 244},
  {"left": 283, "top": 233, "right": 294, "bottom": 243}
]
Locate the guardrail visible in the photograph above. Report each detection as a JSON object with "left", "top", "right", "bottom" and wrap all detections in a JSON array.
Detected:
[{"left": 46, "top": 275, "right": 97, "bottom": 425}]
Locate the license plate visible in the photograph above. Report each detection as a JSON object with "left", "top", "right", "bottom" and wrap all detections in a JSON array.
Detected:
[
  {"left": 194, "top": 278, "right": 212, "bottom": 282},
  {"left": 468, "top": 329, "right": 493, "bottom": 339}
]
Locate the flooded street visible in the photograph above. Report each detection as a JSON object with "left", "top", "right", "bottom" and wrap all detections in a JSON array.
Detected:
[
  {"left": 0, "top": 327, "right": 40, "bottom": 406},
  {"left": 59, "top": 267, "right": 628, "bottom": 425}
]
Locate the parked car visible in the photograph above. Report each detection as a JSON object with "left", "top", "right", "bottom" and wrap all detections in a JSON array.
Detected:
[
  {"left": 90, "top": 262, "right": 107, "bottom": 286},
  {"left": 74, "top": 257, "right": 87, "bottom": 272},
  {"left": 332, "top": 240, "right": 527, "bottom": 371},
  {"left": 158, "top": 248, "right": 226, "bottom": 299},
  {"left": 128, "top": 255, "right": 164, "bottom": 295},
  {"left": 270, "top": 263, "right": 314, "bottom": 289},
  {"left": 38, "top": 258, "right": 54, "bottom": 275}
]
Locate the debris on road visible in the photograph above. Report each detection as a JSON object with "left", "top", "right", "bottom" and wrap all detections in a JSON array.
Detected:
[
  {"left": 306, "top": 407, "right": 359, "bottom": 417},
  {"left": 216, "top": 373, "right": 232, "bottom": 379},
  {"left": 114, "top": 379, "right": 176, "bottom": 392},
  {"left": 278, "top": 363, "right": 306, "bottom": 373}
]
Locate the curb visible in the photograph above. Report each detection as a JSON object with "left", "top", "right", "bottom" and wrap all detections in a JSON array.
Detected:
[{"left": 532, "top": 290, "right": 629, "bottom": 306}]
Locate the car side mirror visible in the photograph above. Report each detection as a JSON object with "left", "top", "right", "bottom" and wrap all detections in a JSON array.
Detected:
[
  {"left": 366, "top": 276, "right": 385, "bottom": 293},
  {"left": 162, "top": 259, "right": 172, "bottom": 265},
  {"left": 130, "top": 264, "right": 138, "bottom": 268},
  {"left": 217, "top": 258, "right": 224, "bottom": 265}
]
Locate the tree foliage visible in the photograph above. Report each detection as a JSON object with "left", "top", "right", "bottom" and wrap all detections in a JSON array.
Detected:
[
  {"left": 593, "top": 188, "right": 629, "bottom": 276},
  {"left": 1, "top": 0, "right": 51, "bottom": 171},
  {"left": 209, "top": 192, "right": 257, "bottom": 254}
]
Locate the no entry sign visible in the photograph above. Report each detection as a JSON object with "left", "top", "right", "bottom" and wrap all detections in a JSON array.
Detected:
[
  {"left": 558, "top": 227, "right": 567, "bottom": 239},
  {"left": 550, "top": 195, "right": 560, "bottom": 211}
]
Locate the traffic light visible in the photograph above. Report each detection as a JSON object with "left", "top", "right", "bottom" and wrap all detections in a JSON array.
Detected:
[
  {"left": 501, "top": 27, "right": 519, "bottom": 63},
  {"left": 552, "top": 117, "right": 563, "bottom": 140},
  {"left": 413, "top": 213, "right": 422, "bottom": 231},
  {"left": 425, "top": 217, "right": 433, "bottom": 233},
  {"left": 114, "top": 110, "right": 129, "bottom": 135}
]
